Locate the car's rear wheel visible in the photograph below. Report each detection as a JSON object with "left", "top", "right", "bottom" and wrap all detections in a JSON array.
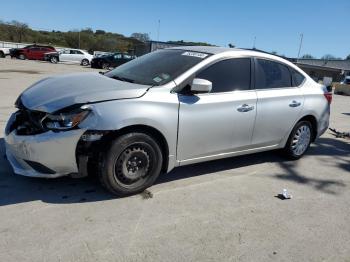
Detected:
[
  {"left": 0, "top": 51, "right": 5, "bottom": 58},
  {"left": 283, "top": 121, "right": 312, "bottom": 160},
  {"left": 102, "top": 62, "right": 109, "bottom": 70},
  {"left": 81, "top": 59, "right": 89, "bottom": 66},
  {"left": 50, "top": 56, "right": 58, "bottom": 63},
  {"left": 18, "top": 54, "right": 26, "bottom": 60},
  {"left": 99, "top": 133, "right": 163, "bottom": 196}
]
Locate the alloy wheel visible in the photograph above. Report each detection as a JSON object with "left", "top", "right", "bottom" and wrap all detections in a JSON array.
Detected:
[{"left": 291, "top": 125, "right": 311, "bottom": 156}]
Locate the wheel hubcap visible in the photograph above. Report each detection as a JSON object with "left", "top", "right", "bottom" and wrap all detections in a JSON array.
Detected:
[
  {"left": 291, "top": 125, "right": 311, "bottom": 156},
  {"left": 114, "top": 145, "right": 151, "bottom": 186}
]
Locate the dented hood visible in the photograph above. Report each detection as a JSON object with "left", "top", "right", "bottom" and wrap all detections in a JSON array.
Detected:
[{"left": 20, "top": 72, "right": 150, "bottom": 113}]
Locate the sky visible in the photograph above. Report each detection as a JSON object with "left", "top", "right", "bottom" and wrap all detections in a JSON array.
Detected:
[{"left": 1, "top": 0, "right": 349, "bottom": 58}]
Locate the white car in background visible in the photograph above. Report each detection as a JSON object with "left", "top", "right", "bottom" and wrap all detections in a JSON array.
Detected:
[
  {"left": 44, "top": 48, "right": 93, "bottom": 66},
  {"left": 340, "top": 76, "right": 350, "bottom": 85},
  {"left": 0, "top": 47, "right": 11, "bottom": 58}
]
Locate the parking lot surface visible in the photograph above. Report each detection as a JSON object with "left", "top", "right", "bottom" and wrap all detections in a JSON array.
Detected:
[{"left": 0, "top": 58, "right": 349, "bottom": 262}]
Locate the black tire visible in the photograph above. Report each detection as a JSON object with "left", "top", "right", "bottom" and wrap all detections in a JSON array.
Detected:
[
  {"left": 102, "top": 62, "right": 109, "bottom": 70},
  {"left": 0, "top": 51, "right": 5, "bottom": 58},
  {"left": 99, "top": 133, "right": 163, "bottom": 196},
  {"left": 18, "top": 54, "right": 26, "bottom": 60},
  {"left": 50, "top": 56, "right": 58, "bottom": 63},
  {"left": 283, "top": 121, "right": 313, "bottom": 160},
  {"left": 81, "top": 59, "right": 89, "bottom": 66}
]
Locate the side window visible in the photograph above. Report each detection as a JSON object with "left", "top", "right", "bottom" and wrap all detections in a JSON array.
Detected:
[
  {"left": 255, "top": 59, "right": 292, "bottom": 89},
  {"left": 291, "top": 69, "right": 305, "bottom": 87},
  {"left": 196, "top": 58, "right": 251, "bottom": 93},
  {"left": 76, "top": 50, "right": 83, "bottom": 55},
  {"left": 114, "top": 54, "right": 122, "bottom": 59},
  {"left": 70, "top": 50, "right": 81, "bottom": 54}
]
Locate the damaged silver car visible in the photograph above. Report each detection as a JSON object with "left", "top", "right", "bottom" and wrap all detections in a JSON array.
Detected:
[{"left": 5, "top": 47, "right": 331, "bottom": 196}]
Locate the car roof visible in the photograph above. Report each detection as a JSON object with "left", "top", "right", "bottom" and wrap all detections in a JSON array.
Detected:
[
  {"left": 25, "top": 44, "right": 54, "bottom": 49},
  {"left": 167, "top": 46, "right": 243, "bottom": 54},
  {"left": 167, "top": 45, "right": 282, "bottom": 58}
]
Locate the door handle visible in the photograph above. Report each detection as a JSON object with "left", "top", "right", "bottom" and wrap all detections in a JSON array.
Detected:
[
  {"left": 289, "top": 101, "right": 301, "bottom": 107},
  {"left": 237, "top": 104, "right": 255, "bottom": 112}
]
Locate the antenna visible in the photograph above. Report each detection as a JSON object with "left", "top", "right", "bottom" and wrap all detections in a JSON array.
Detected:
[
  {"left": 253, "top": 36, "right": 256, "bottom": 49},
  {"left": 157, "top": 20, "right": 160, "bottom": 42},
  {"left": 297, "top": 33, "right": 303, "bottom": 59}
]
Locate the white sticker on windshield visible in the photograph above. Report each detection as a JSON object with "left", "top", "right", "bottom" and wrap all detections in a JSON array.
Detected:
[
  {"left": 153, "top": 76, "right": 163, "bottom": 83},
  {"left": 161, "top": 73, "right": 170, "bottom": 80},
  {"left": 181, "top": 51, "right": 208, "bottom": 59}
]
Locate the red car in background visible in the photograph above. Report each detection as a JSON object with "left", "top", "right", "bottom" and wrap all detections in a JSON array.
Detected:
[{"left": 10, "top": 45, "right": 56, "bottom": 60}]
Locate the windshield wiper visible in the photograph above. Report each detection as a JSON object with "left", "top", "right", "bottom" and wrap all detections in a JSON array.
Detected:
[{"left": 111, "top": 75, "right": 135, "bottom": 83}]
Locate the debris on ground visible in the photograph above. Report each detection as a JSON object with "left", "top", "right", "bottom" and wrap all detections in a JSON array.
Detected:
[
  {"left": 329, "top": 128, "right": 350, "bottom": 139},
  {"left": 275, "top": 189, "right": 293, "bottom": 200},
  {"left": 140, "top": 190, "right": 153, "bottom": 199}
]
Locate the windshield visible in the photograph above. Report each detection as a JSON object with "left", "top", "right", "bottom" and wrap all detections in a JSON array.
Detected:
[{"left": 105, "top": 49, "right": 210, "bottom": 86}]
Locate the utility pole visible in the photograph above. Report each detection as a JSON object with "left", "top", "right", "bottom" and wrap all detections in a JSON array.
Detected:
[
  {"left": 253, "top": 36, "right": 256, "bottom": 49},
  {"left": 78, "top": 30, "right": 81, "bottom": 49},
  {"left": 297, "top": 33, "right": 303, "bottom": 60},
  {"left": 157, "top": 20, "right": 160, "bottom": 42}
]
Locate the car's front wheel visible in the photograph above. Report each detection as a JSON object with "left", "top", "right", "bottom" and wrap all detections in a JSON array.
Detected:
[
  {"left": 81, "top": 59, "right": 89, "bottom": 66},
  {"left": 18, "top": 54, "right": 26, "bottom": 60},
  {"left": 283, "top": 121, "right": 313, "bottom": 160},
  {"left": 99, "top": 133, "right": 163, "bottom": 196}
]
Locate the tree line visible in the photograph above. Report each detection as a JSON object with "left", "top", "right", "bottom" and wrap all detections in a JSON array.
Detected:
[{"left": 0, "top": 20, "right": 212, "bottom": 53}]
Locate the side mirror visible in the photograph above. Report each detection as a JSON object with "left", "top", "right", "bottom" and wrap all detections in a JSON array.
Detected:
[{"left": 190, "top": 78, "right": 212, "bottom": 93}]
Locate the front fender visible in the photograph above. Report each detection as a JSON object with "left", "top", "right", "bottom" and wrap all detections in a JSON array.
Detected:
[{"left": 79, "top": 90, "right": 180, "bottom": 170}]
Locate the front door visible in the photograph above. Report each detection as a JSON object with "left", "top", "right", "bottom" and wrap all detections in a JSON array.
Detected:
[
  {"left": 177, "top": 58, "right": 257, "bottom": 162},
  {"left": 59, "top": 49, "right": 71, "bottom": 62}
]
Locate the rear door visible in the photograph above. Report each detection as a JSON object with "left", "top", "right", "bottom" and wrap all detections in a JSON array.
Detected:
[
  {"left": 177, "top": 58, "right": 257, "bottom": 162},
  {"left": 26, "top": 47, "right": 39, "bottom": 59},
  {"left": 251, "top": 58, "right": 304, "bottom": 147},
  {"left": 72, "top": 50, "right": 84, "bottom": 63},
  {"left": 38, "top": 48, "right": 50, "bottom": 60}
]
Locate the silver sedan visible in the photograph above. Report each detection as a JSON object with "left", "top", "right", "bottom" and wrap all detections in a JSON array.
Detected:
[{"left": 5, "top": 46, "right": 331, "bottom": 196}]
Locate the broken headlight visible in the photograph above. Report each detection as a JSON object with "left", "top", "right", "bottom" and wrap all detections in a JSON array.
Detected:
[{"left": 42, "top": 107, "right": 91, "bottom": 131}]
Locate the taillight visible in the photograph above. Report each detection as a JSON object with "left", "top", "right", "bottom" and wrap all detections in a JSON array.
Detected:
[{"left": 324, "top": 93, "right": 332, "bottom": 104}]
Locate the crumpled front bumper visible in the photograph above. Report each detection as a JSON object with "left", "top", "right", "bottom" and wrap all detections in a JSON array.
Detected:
[{"left": 5, "top": 127, "right": 85, "bottom": 178}]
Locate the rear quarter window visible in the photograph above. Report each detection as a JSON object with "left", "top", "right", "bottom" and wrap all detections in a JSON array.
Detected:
[{"left": 291, "top": 69, "right": 306, "bottom": 87}]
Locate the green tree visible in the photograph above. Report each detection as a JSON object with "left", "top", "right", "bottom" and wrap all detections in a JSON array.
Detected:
[
  {"left": 301, "top": 54, "right": 315, "bottom": 59},
  {"left": 130, "top": 33, "right": 150, "bottom": 42},
  {"left": 346, "top": 54, "right": 350, "bottom": 60},
  {"left": 321, "top": 54, "right": 337, "bottom": 60},
  {"left": 95, "top": 30, "right": 106, "bottom": 35},
  {"left": 11, "top": 20, "right": 28, "bottom": 42}
]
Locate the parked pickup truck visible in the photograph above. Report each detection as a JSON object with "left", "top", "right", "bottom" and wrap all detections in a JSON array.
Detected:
[{"left": 0, "top": 47, "right": 11, "bottom": 58}]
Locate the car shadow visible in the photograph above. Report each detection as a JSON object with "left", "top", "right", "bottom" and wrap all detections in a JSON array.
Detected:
[
  {"left": 272, "top": 137, "right": 349, "bottom": 195},
  {"left": 0, "top": 136, "right": 349, "bottom": 206}
]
